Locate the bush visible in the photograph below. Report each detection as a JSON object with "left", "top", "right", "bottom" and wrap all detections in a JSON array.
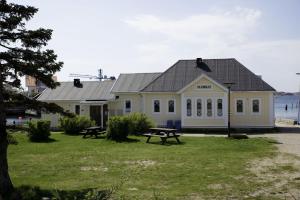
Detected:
[
  {"left": 106, "top": 116, "right": 129, "bottom": 141},
  {"left": 106, "top": 113, "right": 154, "bottom": 141},
  {"left": 28, "top": 120, "right": 51, "bottom": 142},
  {"left": 59, "top": 116, "right": 95, "bottom": 135},
  {"left": 127, "top": 113, "right": 154, "bottom": 135}
]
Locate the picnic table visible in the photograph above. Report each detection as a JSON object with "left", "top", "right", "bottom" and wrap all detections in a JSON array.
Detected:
[
  {"left": 82, "top": 126, "right": 106, "bottom": 138},
  {"left": 143, "top": 128, "right": 181, "bottom": 144}
]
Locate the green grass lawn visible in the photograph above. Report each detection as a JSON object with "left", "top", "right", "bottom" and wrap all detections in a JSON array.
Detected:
[{"left": 8, "top": 132, "right": 276, "bottom": 199}]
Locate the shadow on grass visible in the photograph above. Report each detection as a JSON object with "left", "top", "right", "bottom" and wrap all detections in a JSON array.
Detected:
[
  {"left": 146, "top": 140, "right": 186, "bottom": 146},
  {"left": 29, "top": 138, "right": 57, "bottom": 143},
  {"left": 6, "top": 185, "right": 111, "bottom": 200},
  {"left": 114, "top": 137, "right": 140, "bottom": 143}
]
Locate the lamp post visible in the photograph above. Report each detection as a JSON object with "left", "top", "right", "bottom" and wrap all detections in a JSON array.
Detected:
[
  {"left": 297, "top": 73, "right": 300, "bottom": 125},
  {"left": 223, "top": 82, "right": 235, "bottom": 137}
]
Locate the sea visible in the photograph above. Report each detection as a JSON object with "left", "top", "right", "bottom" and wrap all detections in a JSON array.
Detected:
[{"left": 275, "top": 95, "right": 300, "bottom": 121}]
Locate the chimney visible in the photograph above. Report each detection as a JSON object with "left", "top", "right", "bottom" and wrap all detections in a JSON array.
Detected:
[
  {"left": 73, "top": 79, "right": 82, "bottom": 88},
  {"left": 196, "top": 58, "right": 203, "bottom": 67}
]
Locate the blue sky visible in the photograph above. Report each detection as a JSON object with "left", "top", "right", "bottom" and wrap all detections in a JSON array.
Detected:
[{"left": 13, "top": 0, "right": 300, "bottom": 92}]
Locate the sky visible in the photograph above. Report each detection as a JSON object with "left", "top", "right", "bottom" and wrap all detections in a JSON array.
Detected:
[{"left": 12, "top": 0, "right": 300, "bottom": 92}]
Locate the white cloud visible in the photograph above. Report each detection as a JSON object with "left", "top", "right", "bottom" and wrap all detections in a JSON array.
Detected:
[
  {"left": 124, "top": 7, "right": 300, "bottom": 92},
  {"left": 125, "top": 7, "right": 261, "bottom": 45}
]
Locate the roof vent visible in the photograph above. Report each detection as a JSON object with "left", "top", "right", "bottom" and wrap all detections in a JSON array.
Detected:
[
  {"left": 196, "top": 58, "right": 203, "bottom": 67},
  {"left": 74, "top": 79, "right": 83, "bottom": 88}
]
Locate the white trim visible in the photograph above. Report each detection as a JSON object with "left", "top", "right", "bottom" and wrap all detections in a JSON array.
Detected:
[
  {"left": 194, "top": 97, "right": 204, "bottom": 118},
  {"left": 152, "top": 99, "right": 161, "bottom": 114},
  {"left": 123, "top": 99, "right": 132, "bottom": 114},
  {"left": 205, "top": 98, "right": 214, "bottom": 118},
  {"left": 250, "top": 98, "right": 262, "bottom": 115},
  {"left": 181, "top": 94, "right": 185, "bottom": 127},
  {"left": 234, "top": 98, "right": 245, "bottom": 115},
  {"left": 215, "top": 97, "right": 225, "bottom": 119},
  {"left": 166, "top": 99, "right": 176, "bottom": 114},
  {"left": 269, "top": 93, "right": 275, "bottom": 126},
  {"left": 185, "top": 97, "right": 193, "bottom": 117},
  {"left": 177, "top": 74, "right": 228, "bottom": 94}
]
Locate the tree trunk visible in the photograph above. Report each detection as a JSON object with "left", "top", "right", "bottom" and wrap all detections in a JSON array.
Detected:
[{"left": 0, "top": 71, "right": 14, "bottom": 197}]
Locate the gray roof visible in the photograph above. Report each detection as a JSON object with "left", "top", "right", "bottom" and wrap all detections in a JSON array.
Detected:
[
  {"left": 111, "top": 73, "right": 161, "bottom": 93},
  {"left": 142, "top": 58, "right": 275, "bottom": 92},
  {"left": 38, "top": 80, "right": 115, "bottom": 101}
]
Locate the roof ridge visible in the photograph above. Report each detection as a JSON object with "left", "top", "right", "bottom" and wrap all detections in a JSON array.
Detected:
[{"left": 119, "top": 72, "right": 161, "bottom": 75}]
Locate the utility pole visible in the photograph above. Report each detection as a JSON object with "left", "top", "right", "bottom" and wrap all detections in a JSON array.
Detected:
[
  {"left": 297, "top": 73, "right": 300, "bottom": 125},
  {"left": 223, "top": 82, "right": 235, "bottom": 137}
]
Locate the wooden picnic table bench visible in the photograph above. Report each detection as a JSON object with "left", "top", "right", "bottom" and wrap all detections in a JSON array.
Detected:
[
  {"left": 143, "top": 128, "right": 181, "bottom": 144},
  {"left": 82, "top": 126, "right": 106, "bottom": 138}
]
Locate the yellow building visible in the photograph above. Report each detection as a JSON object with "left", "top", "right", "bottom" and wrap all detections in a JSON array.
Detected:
[
  {"left": 38, "top": 58, "right": 275, "bottom": 129},
  {"left": 109, "top": 58, "right": 275, "bottom": 129}
]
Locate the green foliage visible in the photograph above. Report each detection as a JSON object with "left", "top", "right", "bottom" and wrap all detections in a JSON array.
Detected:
[
  {"left": 59, "top": 116, "right": 95, "bottom": 135},
  {"left": 106, "top": 116, "right": 129, "bottom": 141},
  {"left": 106, "top": 113, "right": 154, "bottom": 141},
  {"left": 127, "top": 112, "right": 154, "bottom": 135},
  {"left": 28, "top": 120, "right": 51, "bottom": 142},
  {"left": 7, "top": 133, "right": 18, "bottom": 145}
]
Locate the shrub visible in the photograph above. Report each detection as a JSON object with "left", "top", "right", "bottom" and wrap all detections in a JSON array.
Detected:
[
  {"left": 106, "top": 116, "right": 129, "bottom": 141},
  {"left": 59, "top": 116, "right": 95, "bottom": 135},
  {"left": 106, "top": 113, "right": 154, "bottom": 141},
  {"left": 7, "top": 133, "right": 18, "bottom": 145},
  {"left": 28, "top": 120, "right": 51, "bottom": 142},
  {"left": 127, "top": 113, "right": 154, "bottom": 135}
]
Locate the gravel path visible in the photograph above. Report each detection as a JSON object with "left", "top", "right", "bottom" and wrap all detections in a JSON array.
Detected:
[
  {"left": 250, "top": 133, "right": 300, "bottom": 157},
  {"left": 184, "top": 132, "right": 300, "bottom": 157}
]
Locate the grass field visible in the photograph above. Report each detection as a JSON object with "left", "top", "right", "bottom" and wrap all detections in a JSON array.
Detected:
[{"left": 8, "top": 132, "right": 277, "bottom": 199}]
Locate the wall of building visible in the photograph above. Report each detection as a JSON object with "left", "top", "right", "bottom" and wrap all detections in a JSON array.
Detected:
[
  {"left": 41, "top": 101, "right": 91, "bottom": 127},
  {"left": 181, "top": 76, "right": 228, "bottom": 128},
  {"left": 108, "top": 93, "right": 143, "bottom": 115},
  {"left": 142, "top": 93, "right": 181, "bottom": 127},
  {"left": 230, "top": 91, "right": 274, "bottom": 127}
]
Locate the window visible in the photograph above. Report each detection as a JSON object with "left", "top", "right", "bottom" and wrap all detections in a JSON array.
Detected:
[
  {"left": 207, "top": 99, "right": 212, "bottom": 117},
  {"left": 124, "top": 100, "right": 131, "bottom": 113},
  {"left": 75, "top": 105, "right": 80, "bottom": 115},
  {"left": 196, "top": 99, "right": 202, "bottom": 117},
  {"left": 217, "top": 99, "right": 223, "bottom": 117},
  {"left": 153, "top": 100, "right": 160, "bottom": 113},
  {"left": 236, "top": 99, "right": 244, "bottom": 114},
  {"left": 186, "top": 99, "right": 192, "bottom": 117},
  {"left": 168, "top": 100, "right": 175, "bottom": 113},
  {"left": 252, "top": 99, "right": 260, "bottom": 113}
]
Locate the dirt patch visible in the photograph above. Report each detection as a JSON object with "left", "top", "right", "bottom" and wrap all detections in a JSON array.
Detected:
[
  {"left": 124, "top": 160, "right": 157, "bottom": 168},
  {"left": 80, "top": 166, "right": 108, "bottom": 172},
  {"left": 248, "top": 153, "right": 300, "bottom": 199}
]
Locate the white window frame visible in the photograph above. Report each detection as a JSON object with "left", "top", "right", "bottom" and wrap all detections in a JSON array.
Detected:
[
  {"left": 167, "top": 99, "right": 176, "bottom": 114},
  {"left": 185, "top": 98, "right": 193, "bottom": 117},
  {"left": 235, "top": 98, "right": 245, "bottom": 115},
  {"left": 195, "top": 98, "right": 204, "bottom": 118},
  {"left": 124, "top": 99, "right": 132, "bottom": 114},
  {"left": 215, "top": 97, "right": 225, "bottom": 118},
  {"left": 152, "top": 99, "right": 161, "bottom": 114},
  {"left": 205, "top": 98, "right": 214, "bottom": 118},
  {"left": 251, "top": 98, "right": 262, "bottom": 115}
]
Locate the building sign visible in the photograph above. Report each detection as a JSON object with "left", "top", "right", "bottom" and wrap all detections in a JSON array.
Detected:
[{"left": 197, "top": 85, "right": 212, "bottom": 89}]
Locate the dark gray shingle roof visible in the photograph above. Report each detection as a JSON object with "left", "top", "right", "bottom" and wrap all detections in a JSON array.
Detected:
[
  {"left": 111, "top": 73, "right": 161, "bottom": 93},
  {"left": 142, "top": 58, "right": 275, "bottom": 92},
  {"left": 38, "top": 80, "right": 115, "bottom": 101}
]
